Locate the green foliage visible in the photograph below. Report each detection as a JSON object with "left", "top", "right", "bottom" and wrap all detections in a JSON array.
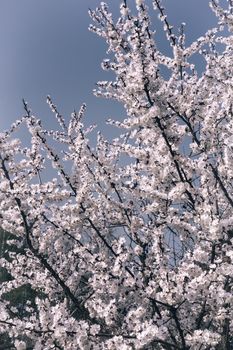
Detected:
[{"left": 0, "top": 229, "right": 38, "bottom": 348}]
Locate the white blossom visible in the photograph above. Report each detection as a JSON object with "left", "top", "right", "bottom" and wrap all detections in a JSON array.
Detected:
[{"left": 0, "top": 0, "right": 232, "bottom": 349}]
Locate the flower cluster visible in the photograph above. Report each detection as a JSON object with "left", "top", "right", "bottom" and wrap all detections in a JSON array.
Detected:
[{"left": 0, "top": 0, "right": 232, "bottom": 349}]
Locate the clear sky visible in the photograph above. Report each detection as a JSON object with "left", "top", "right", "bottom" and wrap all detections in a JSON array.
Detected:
[{"left": 0, "top": 0, "right": 224, "bottom": 137}]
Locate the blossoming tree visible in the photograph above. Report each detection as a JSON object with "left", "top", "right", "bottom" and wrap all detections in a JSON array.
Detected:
[{"left": 0, "top": 0, "right": 233, "bottom": 349}]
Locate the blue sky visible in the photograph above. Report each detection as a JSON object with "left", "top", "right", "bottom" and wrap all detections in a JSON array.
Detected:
[{"left": 0, "top": 0, "right": 223, "bottom": 136}]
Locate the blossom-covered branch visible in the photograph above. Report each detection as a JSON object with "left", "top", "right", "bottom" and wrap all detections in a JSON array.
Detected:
[{"left": 0, "top": 0, "right": 233, "bottom": 349}]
